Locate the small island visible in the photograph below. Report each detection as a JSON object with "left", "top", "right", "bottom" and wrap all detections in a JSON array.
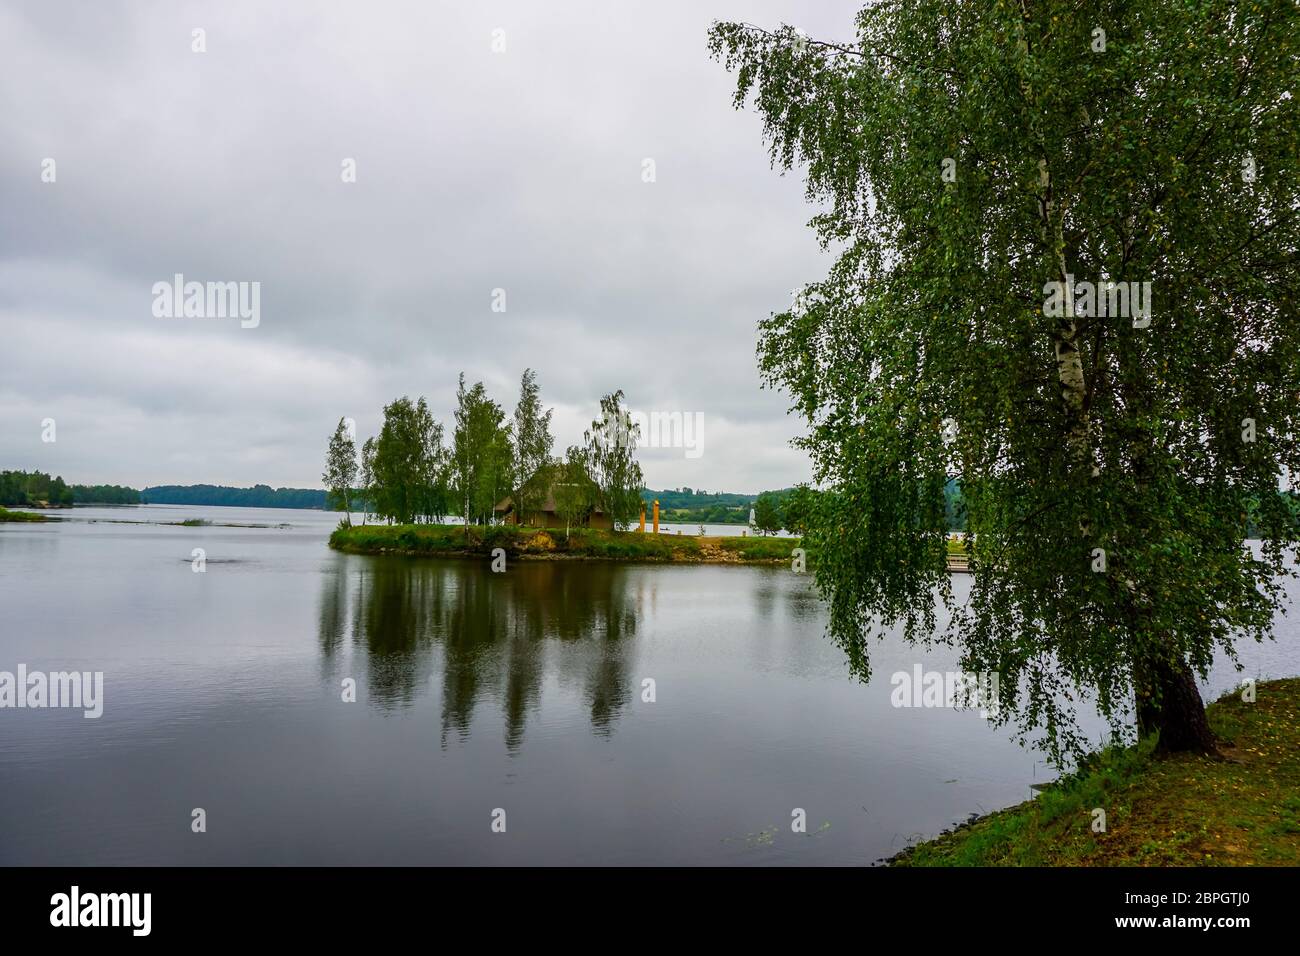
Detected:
[
  {"left": 330, "top": 523, "right": 802, "bottom": 565},
  {"left": 0, "top": 507, "right": 49, "bottom": 522},
  {"left": 320, "top": 373, "right": 819, "bottom": 567}
]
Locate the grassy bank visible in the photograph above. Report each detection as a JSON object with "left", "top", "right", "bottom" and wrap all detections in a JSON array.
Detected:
[
  {"left": 0, "top": 506, "right": 50, "bottom": 522},
  {"left": 891, "top": 678, "right": 1300, "bottom": 866},
  {"left": 329, "top": 522, "right": 806, "bottom": 565}
]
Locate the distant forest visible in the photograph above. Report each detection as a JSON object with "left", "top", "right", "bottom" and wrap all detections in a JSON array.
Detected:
[
  {"left": 641, "top": 485, "right": 970, "bottom": 530},
  {"left": 1, "top": 470, "right": 140, "bottom": 507},
  {"left": 644, "top": 487, "right": 769, "bottom": 524},
  {"left": 0, "top": 473, "right": 964, "bottom": 527},
  {"left": 128, "top": 484, "right": 773, "bottom": 518},
  {"left": 0, "top": 469, "right": 973, "bottom": 530},
  {"left": 141, "top": 484, "right": 328, "bottom": 509}
]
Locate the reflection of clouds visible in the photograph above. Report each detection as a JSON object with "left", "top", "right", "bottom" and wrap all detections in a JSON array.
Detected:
[{"left": 316, "top": 556, "right": 641, "bottom": 750}]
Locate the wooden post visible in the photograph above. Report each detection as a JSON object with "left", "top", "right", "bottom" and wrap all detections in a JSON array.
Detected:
[
  {"left": 639, "top": 503, "right": 646, "bottom": 533},
  {"left": 652, "top": 499, "right": 659, "bottom": 535}
]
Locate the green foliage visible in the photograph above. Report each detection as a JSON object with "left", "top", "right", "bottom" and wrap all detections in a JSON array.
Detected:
[
  {"left": 322, "top": 417, "right": 358, "bottom": 521},
  {"left": 415, "top": 398, "right": 452, "bottom": 523},
  {"left": 564, "top": 527, "right": 697, "bottom": 561},
  {"left": 752, "top": 490, "right": 783, "bottom": 535},
  {"left": 367, "top": 397, "right": 450, "bottom": 525},
  {"left": 0, "top": 506, "right": 50, "bottom": 522},
  {"left": 359, "top": 437, "right": 376, "bottom": 523},
  {"left": 553, "top": 445, "right": 597, "bottom": 535},
  {"left": 72, "top": 483, "right": 141, "bottom": 505},
  {"left": 142, "top": 484, "right": 325, "bottom": 508},
  {"left": 341, "top": 372, "right": 641, "bottom": 533},
  {"left": 643, "top": 487, "right": 754, "bottom": 524},
  {"left": 646, "top": 487, "right": 754, "bottom": 510},
  {"left": 3, "top": 471, "right": 142, "bottom": 507},
  {"left": 329, "top": 523, "right": 699, "bottom": 562},
  {"left": 943, "top": 480, "right": 966, "bottom": 532},
  {"left": 714, "top": 535, "right": 807, "bottom": 562},
  {"left": 585, "top": 390, "right": 646, "bottom": 529},
  {"left": 372, "top": 398, "right": 420, "bottom": 524},
  {"left": 630, "top": 486, "right": 834, "bottom": 528},
  {"left": 774, "top": 485, "right": 810, "bottom": 535},
  {"left": 711, "top": 1, "right": 1300, "bottom": 764},
  {"left": 512, "top": 368, "right": 555, "bottom": 519},
  {"left": 0, "top": 470, "right": 78, "bottom": 507},
  {"left": 451, "top": 375, "right": 513, "bottom": 526}
]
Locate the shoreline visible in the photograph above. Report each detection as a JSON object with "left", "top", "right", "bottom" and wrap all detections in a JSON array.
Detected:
[
  {"left": 330, "top": 522, "right": 975, "bottom": 570},
  {"left": 888, "top": 677, "right": 1300, "bottom": 866},
  {"left": 329, "top": 523, "right": 804, "bottom": 566},
  {"left": 0, "top": 507, "right": 53, "bottom": 523}
]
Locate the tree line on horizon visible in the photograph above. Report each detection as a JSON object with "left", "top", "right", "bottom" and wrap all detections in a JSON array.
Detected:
[
  {"left": 748, "top": 482, "right": 969, "bottom": 536},
  {"left": 0, "top": 470, "right": 140, "bottom": 507},
  {"left": 324, "top": 370, "right": 647, "bottom": 533},
  {"left": 0, "top": 469, "right": 818, "bottom": 517},
  {"left": 141, "top": 484, "right": 327, "bottom": 509}
]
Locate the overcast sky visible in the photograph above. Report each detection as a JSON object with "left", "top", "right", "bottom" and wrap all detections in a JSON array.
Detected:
[{"left": 0, "top": 0, "right": 859, "bottom": 494}]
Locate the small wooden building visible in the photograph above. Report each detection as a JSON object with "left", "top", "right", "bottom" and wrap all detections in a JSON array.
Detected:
[{"left": 494, "top": 483, "right": 613, "bottom": 531}]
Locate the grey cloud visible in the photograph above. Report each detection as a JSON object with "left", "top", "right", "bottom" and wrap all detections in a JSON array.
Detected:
[{"left": 0, "top": 0, "right": 858, "bottom": 491}]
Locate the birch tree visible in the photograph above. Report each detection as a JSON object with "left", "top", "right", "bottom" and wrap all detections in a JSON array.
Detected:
[
  {"left": 322, "top": 417, "right": 357, "bottom": 524},
  {"left": 512, "top": 368, "right": 555, "bottom": 523},
  {"left": 710, "top": 1, "right": 1299, "bottom": 762},
  {"left": 584, "top": 390, "right": 645, "bottom": 530}
]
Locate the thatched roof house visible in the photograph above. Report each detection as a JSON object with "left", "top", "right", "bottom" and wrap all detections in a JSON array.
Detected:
[{"left": 494, "top": 473, "right": 612, "bottom": 531}]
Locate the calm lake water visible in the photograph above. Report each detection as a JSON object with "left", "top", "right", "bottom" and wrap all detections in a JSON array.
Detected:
[{"left": 1, "top": 504, "right": 1296, "bottom": 865}]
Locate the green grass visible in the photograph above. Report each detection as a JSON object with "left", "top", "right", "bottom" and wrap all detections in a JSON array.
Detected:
[
  {"left": 891, "top": 677, "right": 1300, "bottom": 867},
  {"left": 564, "top": 527, "right": 698, "bottom": 560},
  {"left": 0, "top": 506, "right": 50, "bottom": 522},
  {"left": 328, "top": 523, "right": 807, "bottom": 564},
  {"left": 713, "top": 535, "right": 804, "bottom": 561}
]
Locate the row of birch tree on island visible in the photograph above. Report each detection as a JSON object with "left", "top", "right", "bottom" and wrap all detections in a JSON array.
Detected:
[{"left": 323, "top": 370, "right": 645, "bottom": 532}]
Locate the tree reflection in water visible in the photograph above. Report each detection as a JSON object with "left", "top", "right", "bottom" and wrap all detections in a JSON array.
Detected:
[{"left": 316, "top": 553, "right": 639, "bottom": 751}]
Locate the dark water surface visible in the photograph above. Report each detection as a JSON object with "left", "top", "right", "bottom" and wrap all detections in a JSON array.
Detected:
[{"left": 1, "top": 505, "right": 1295, "bottom": 865}]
